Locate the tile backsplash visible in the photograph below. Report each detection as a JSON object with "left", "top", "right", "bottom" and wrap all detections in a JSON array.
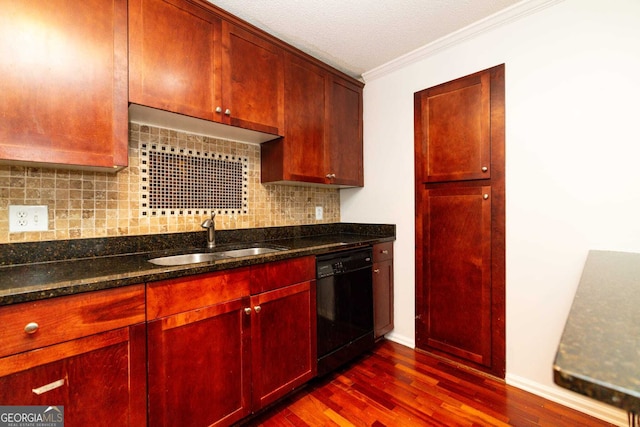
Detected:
[{"left": 0, "top": 123, "right": 340, "bottom": 244}]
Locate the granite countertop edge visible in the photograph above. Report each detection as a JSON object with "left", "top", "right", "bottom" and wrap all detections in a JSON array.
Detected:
[
  {"left": 553, "top": 250, "right": 640, "bottom": 413},
  {"left": 0, "top": 223, "right": 395, "bottom": 306}
]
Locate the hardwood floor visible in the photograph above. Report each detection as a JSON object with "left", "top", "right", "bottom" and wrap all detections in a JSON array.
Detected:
[{"left": 243, "top": 340, "right": 614, "bottom": 427}]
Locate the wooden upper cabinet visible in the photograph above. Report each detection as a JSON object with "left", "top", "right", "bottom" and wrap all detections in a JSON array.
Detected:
[
  {"left": 129, "top": 0, "right": 284, "bottom": 135},
  {"left": 415, "top": 70, "right": 491, "bottom": 183},
  {"left": 261, "top": 53, "right": 327, "bottom": 184},
  {"left": 0, "top": 0, "right": 128, "bottom": 170},
  {"left": 128, "top": 0, "right": 220, "bottom": 122},
  {"left": 223, "top": 23, "right": 284, "bottom": 135},
  {"left": 327, "top": 75, "right": 364, "bottom": 186},
  {"left": 261, "top": 53, "right": 364, "bottom": 187}
]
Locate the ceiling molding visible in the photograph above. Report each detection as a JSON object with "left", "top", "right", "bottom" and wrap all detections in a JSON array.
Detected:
[{"left": 362, "top": 0, "right": 565, "bottom": 83}]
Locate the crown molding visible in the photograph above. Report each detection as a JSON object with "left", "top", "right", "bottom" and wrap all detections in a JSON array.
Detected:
[{"left": 362, "top": 0, "right": 565, "bottom": 83}]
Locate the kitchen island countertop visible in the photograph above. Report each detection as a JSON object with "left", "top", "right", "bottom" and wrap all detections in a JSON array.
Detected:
[{"left": 554, "top": 250, "right": 640, "bottom": 414}]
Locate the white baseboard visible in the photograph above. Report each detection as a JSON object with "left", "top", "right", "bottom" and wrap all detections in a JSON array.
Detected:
[
  {"left": 506, "top": 373, "right": 627, "bottom": 426},
  {"left": 384, "top": 332, "right": 414, "bottom": 349}
]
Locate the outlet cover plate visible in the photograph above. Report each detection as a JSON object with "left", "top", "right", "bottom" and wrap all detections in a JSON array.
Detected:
[
  {"left": 315, "top": 206, "right": 323, "bottom": 220},
  {"left": 9, "top": 205, "right": 49, "bottom": 232}
]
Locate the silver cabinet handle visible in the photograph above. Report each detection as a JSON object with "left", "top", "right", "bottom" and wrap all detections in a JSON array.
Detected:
[
  {"left": 24, "top": 322, "right": 39, "bottom": 334},
  {"left": 381, "top": 250, "right": 389, "bottom": 254},
  {"left": 224, "top": 109, "right": 231, "bottom": 116},
  {"left": 254, "top": 305, "right": 261, "bottom": 313},
  {"left": 483, "top": 194, "right": 489, "bottom": 200},
  {"left": 325, "top": 173, "right": 336, "bottom": 179},
  {"left": 244, "top": 307, "right": 252, "bottom": 315},
  {"left": 215, "top": 106, "right": 222, "bottom": 113},
  {"left": 33, "top": 379, "right": 65, "bottom": 395},
  {"left": 482, "top": 166, "right": 488, "bottom": 172}
]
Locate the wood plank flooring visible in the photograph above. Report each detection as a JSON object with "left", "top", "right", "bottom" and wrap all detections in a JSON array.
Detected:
[{"left": 243, "top": 340, "right": 614, "bottom": 427}]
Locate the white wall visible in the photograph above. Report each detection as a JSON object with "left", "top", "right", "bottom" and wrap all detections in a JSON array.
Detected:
[{"left": 341, "top": 0, "right": 640, "bottom": 424}]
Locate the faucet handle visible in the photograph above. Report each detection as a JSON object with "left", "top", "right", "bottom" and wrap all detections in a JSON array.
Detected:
[{"left": 201, "top": 210, "right": 216, "bottom": 229}]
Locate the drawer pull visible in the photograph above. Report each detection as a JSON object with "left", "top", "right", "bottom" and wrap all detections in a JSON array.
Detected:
[
  {"left": 24, "top": 322, "right": 39, "bottom": 334},
  {"left": 381, "top": 250, "right": 389, "bottom": 254},
  {"left": 32, "top": 378, "right": 65, "bottom": 395},
  {"left": 374, "top": 269, "right": 380, "bottom": 274}
]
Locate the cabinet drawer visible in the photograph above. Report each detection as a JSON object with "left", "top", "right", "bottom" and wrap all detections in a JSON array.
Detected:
[
  {"left": 147, "top": 267, "right": 251, "bottom": 319},
  {"left": 373, "top": 242, "right": 393, "bottom": 263},
  {"left": 0, "top": 285, "right": 145, "bottom": 358},
  {"left": 250, "top": 256, "right": 315, "bottom": 294}
]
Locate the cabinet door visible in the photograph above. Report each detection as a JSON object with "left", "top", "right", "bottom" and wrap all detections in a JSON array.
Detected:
[
  {"left": 148, "top": 297, "right": 251, "bottom": 427},
  {"left": 373, "top": 259, "right": 394, "bottom": 339},
  {"left": 0, "top": 0, "right": 128, "bottom": 170},
  {"left": 0, "top": 325, "right": 146, "bottom": 427},
  {"left": 414, "top": 70, "right": 491, "bottom": 183},
  {"left": 416, "top": 186, "right": 492, "bottom": 367},
  {"left": 129, "top": 0, "right": 220, "bottom": 121},
  {"left": 223, "top": 23, "right": 284, "bottom": 135},
  {"left": 250, "top": 281, "right": 316, "bottom": 409},
  {"left": 326, "top": 76, "right": 364, "bottom": 186}
]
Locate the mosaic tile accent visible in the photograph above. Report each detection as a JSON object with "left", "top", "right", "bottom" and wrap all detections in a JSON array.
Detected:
[
  {"left": 140, "top": 143, "right": 248, "bottom": 216},
  {"left": 0, "top": 123, "right": 340, "bottom": 244}
]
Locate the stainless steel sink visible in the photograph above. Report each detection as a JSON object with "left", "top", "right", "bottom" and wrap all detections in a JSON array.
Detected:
[
  {"left": 217, "top": 247, "right": 283, "bottom": 258},
  {"left": 148, "top": 252, "right": 229, "bottom": 266},
  {"left": 148, "top": 245, "right": 288, "bottom": 266}
]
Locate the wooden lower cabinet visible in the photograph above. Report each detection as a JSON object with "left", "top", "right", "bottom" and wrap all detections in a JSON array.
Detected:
[
  {"left": 0, "top": 286, "right": 147, "bottom": 426},
  {"left": 147, "top": 257, "right": 316, "bottom": 426},
  {"left": 373, "top": 242, "right": 394, "bottom": 339},
  {"left": 147, "top": 297, "right": 252, "bottom": 427},
  {"left": 250, "top": 281, "right": 316, "bottom": 409}
]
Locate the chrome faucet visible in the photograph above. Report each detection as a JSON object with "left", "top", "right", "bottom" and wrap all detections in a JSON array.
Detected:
[{"left": 201, "top": 211, "right": 216, "bottom": 248}]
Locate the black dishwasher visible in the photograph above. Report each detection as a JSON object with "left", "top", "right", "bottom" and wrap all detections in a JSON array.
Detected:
[{"left": 316, "top": 247, "right": 374, "bottom": 376}]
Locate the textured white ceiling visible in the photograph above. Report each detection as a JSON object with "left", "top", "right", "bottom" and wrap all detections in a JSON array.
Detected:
[{"left": 208, "top": 0, "right": 521, "bottom": 78}]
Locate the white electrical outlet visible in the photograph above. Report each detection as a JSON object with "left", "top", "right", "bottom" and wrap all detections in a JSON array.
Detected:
[
  {"left": 9, "top": 205, "right": 49, "bottom": 232},
  {"left": 315, "top": 206, "right": 323, "bottom": 220}
]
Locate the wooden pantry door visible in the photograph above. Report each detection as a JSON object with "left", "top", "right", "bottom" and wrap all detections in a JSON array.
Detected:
[{"left": 414, "top": 64, "right": 505, "bottom": 378}]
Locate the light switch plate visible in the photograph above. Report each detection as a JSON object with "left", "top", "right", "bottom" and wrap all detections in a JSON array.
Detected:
[
  {"left": 315, "top": 206, "right": 323, "bottom": 220},
  {"left": 9, "top": 205, "right": 49, "bottom": 232}
]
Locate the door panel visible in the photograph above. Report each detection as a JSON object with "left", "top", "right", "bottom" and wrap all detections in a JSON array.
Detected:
[
  {"left": 251, "top": 282, "right": 316, "bottom": 409},
  {"left": 418, "top": 186, "right": 492, "bottom": 366},
  {"left": 147, "top": 298, "right": 251, "bottom": 427},
  {"left": 415, "top": 71, "right": 490, "bottom": 183}
]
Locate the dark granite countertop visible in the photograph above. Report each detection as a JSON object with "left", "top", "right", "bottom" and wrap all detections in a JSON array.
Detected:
[
  {"left": 0, "top": 223, "right": 395, "bottom": 306},
  {"left": 553, "top": 250, "right": 640, "bottom": 413}
]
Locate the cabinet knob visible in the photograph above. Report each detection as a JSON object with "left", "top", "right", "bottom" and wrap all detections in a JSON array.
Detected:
[
  {"left": 483, "top": 194, "right": 489, "bottom": 200},
  {"left": 373, "top": 269, "right": 380, "bottom": 274},
  {"left": 224, "top": 109, "right": 231, "bottom": 116},
  {"left": 481, "top": 166, "right": 488, "bottom": 172},
  {"left": 325, "top": 173, "right": 336, "bottom": 179},
  {"left": 254, "top": 305, "right": 262, "bottom": 313},
  {"left": 244, "top": 307, "right": 252, "bottom": 315},
  {"left": 215, "top": 106, "right": 222, "bottom": 113},
  {"left": 24, "top": 322, "right": 39, "bottom": 334},
  {"left": 381, "top": 250, "right": 389, "bottom": 254}
]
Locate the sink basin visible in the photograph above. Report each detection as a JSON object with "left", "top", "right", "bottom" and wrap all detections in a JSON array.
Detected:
[
  {"left": 148, "top": 252, "right": 229, "bottom": 266},
  {"left": 217, "top": 247, "right": 283, "bottom": 257},
  {"left": 148, "top": 245, "right": 288, "bottom": 266}
]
